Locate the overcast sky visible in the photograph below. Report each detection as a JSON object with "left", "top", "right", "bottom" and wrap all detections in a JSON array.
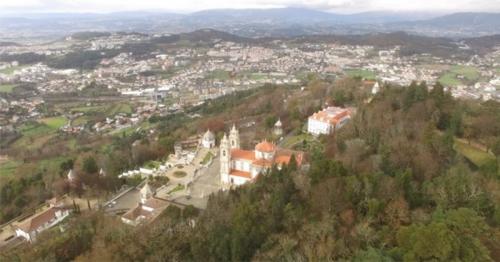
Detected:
[{"left": 1, "top": 0, "right": 499, "bottom": 14}]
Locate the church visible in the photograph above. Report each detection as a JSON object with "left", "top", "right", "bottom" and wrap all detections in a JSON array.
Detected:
[{"left": 220, "top": 125, "right": 304, "bottom": 188}]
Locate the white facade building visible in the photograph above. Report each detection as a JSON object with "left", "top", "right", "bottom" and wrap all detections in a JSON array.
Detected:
[{"left": 307, "top": 106, "right": 351, "bottom": 136}]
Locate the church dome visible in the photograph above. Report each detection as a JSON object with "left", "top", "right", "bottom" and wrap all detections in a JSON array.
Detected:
[{"left": 255, "top": 140, "right": 276, "bottom": 153}]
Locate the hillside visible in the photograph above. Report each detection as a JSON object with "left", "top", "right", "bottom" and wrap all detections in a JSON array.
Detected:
[{"left": 2, "top": 79, "right": 499, "bottom": 261}]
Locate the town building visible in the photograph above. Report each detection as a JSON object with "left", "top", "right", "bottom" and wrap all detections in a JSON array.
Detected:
[
  {"left": 220, "top": 125, "right": 304, "bottom": 188},
  {"left": 307, "top": 106, "right": 352, "bottom": 136}
]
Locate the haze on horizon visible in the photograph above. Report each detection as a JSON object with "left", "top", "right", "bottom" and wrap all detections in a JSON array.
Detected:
[{"left": 1, "top": 0, "right": 500, "bottom": 15}]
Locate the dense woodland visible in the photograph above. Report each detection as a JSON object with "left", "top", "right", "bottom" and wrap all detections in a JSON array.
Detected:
[{"left": 2, "top": 79, "right": 500, "bottom": 261}]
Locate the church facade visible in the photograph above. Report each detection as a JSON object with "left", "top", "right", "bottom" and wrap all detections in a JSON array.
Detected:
[{"left": 220, "top": 125, "right": 304, "bottom": 188}]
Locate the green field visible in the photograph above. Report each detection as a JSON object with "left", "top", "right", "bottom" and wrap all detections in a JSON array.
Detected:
[
  {"left": 0, "top": 160, "right": 21, "bottom": 177},
  {"left": 0, "top": 65, "right": 23, "bottom": 75},
  {"left": 107, "top": 103, "right": 133, "bottom": 115},
  {"left": 438, "top": 65, "right": 481, "bottom": 87},
  {"left": 345, "top": 69, "right": 376, "bottom": 80},
  {"left": 454, "top": 140, "right": 495, "bottom": 167},
  {"left": 40, "top": 116, "right": 67, "bottom": 129},
  {"left": 0, "top": 84, "right": 15, "bottom": 93},
  {"left": 70, "top": 103, "right": 132, "bottom": 116},
  {"left": 70, "top": 105, "right": 107, "bottom": 113},
  {"left": 206, "top": 69, "right": 231, "bottom": 80}
]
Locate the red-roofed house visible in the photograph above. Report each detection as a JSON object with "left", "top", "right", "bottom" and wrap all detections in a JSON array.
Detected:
[
  {"left": 220, "top": 125, "right": 304, "bottom": 188},
  {"left": 13, "top": 200, "right": 70, "bottom": 242}
]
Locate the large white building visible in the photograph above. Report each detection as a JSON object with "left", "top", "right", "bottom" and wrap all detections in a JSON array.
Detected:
[
  {"left": 307, "top": 106, "right": 351, "bottom": 136},
  {"left": 220, "top": 125, "right": 303, "bottom": 188}
]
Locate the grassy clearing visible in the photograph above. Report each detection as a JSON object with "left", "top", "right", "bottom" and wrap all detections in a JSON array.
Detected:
[
  {"left": 19, "top": 122, "right": 53, "bottom": 136},
  {"left": 40, "top": 116, "right": 67, "bottom": 129},
  {"left": 438, "top": 65, "right": 480, "bottom": 87},
  {"left": 454, "top": 140, "right": 495, "bottom": 167},
  {"left": 70, "top": 105, "right": 107, "bottom": 113},
  {"left": 107, "top": 103, "right": 133, "bottom": 115},
  {"left": 345, "top": 69, "right": 376, "bottom": 80},
  {"left": 0, "top": 84, "right": 16, "bottom": 93},
  {"left": 0, "top": 160, "right": 21, "bottom": 177},
  {"left": 206, "top": 69, "right": 231, "bottom": 80}
]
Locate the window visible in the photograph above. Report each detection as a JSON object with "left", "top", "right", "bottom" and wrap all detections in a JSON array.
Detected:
[
  {"left": 231, "top": 140, "right": 235, "bottom": 146},
  {"left": 222, "top": 150, "right": 226, "bottom": 157}
]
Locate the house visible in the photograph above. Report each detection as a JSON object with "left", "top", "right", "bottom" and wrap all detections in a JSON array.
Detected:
[
  {"left": 200, "top": 129, "right": 216, "bottom": 148},
  {"left": 220, "top": 125, "right": 303, "bottom": 188},
  {"left": 307, "top": 106, "right": 351, "bottom": 136},
  {"left": 13, "top": 199, "right": 70, "bottom": 242}
]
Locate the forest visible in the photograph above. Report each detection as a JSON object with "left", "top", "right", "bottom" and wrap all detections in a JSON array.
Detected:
[{"left": 1, "top": 80, "right": 500, "bottom": 261}]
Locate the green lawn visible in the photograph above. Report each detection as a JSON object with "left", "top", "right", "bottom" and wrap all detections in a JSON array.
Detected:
[
  {"left": 168, "top": 184, "right": 185, "bottom": 194},
  {"left": 0, "top": 84, "right": 16, "bottom": 93},
  {"left": 345, "top": 69, "right": 376, "bottom": 80},
  {"left": 201, "top": 152, "right": 214, "bottom": 165},
  {"left": 454, "top": 140, "right": 495, "bottom": 167},
  {"left": 107, "top": 103, "right": 133, "bottom": 115},
  {"left": 40, "top": 116, "right": 67, "bottom": 129},
  {"left": 281, "top": 133, "right": 316, "bottom": 149},
  {"left": 438, "top": 65, "right": 480, "bottom": 87},
  {"left": 206, "top": 69, "right": 231, "bottom": 80},
  {"left": 19, "top": 122, "right": 53, "bottom": 136},
  {"left": 0, "top": 65, "right": 23, "bottom": 75}
]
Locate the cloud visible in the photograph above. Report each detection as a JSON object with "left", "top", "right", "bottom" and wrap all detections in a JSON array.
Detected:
[{"left": 0, "top": 0, "right": 498, "bottom": 13}]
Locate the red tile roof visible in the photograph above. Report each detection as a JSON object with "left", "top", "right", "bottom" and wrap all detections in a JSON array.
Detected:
[
  {"left": 143, "top": 198, "right": 169, "bottom": 209},
  {"left": 15, "top": 207, "right": 66, "bottom": 233},
  {"left": 122, "top": 204, "right": 152, "bottom": 221},
  {"left": 231, "top": 149, "right": 255, "bottom": 161},
  {"left": 255, "top": 140, "right": 276, "bottom": 152}
]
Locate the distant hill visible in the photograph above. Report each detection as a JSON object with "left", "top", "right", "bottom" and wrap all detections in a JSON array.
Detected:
[
  {"left": 0, "top": 9, "right": 499, "bottom": 39},
  {"left": 152, "top": 29, "right": 250, "bottom": 44},
  {"left": 392, "top": 12, "right": 500, "bottom": 37},
  {"left": 420, "top": 12, "right": 500, "bottom": 28}
]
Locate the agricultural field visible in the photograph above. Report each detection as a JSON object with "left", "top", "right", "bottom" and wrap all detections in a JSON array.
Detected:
[
  {"left": 40, "top": 116, "right": 67, "bottom": 129},
  {"left": 345, "top": 69, "right": 376, "bottom": 80},
  {"left": 438, "top": 65, "right": 481, "bottom": 87},
  {"left": 0, "top": 84, "right": 16, "bottom": 93},
  {"left": 206, "top": 69, "right": 231, "bottom": 80}
]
